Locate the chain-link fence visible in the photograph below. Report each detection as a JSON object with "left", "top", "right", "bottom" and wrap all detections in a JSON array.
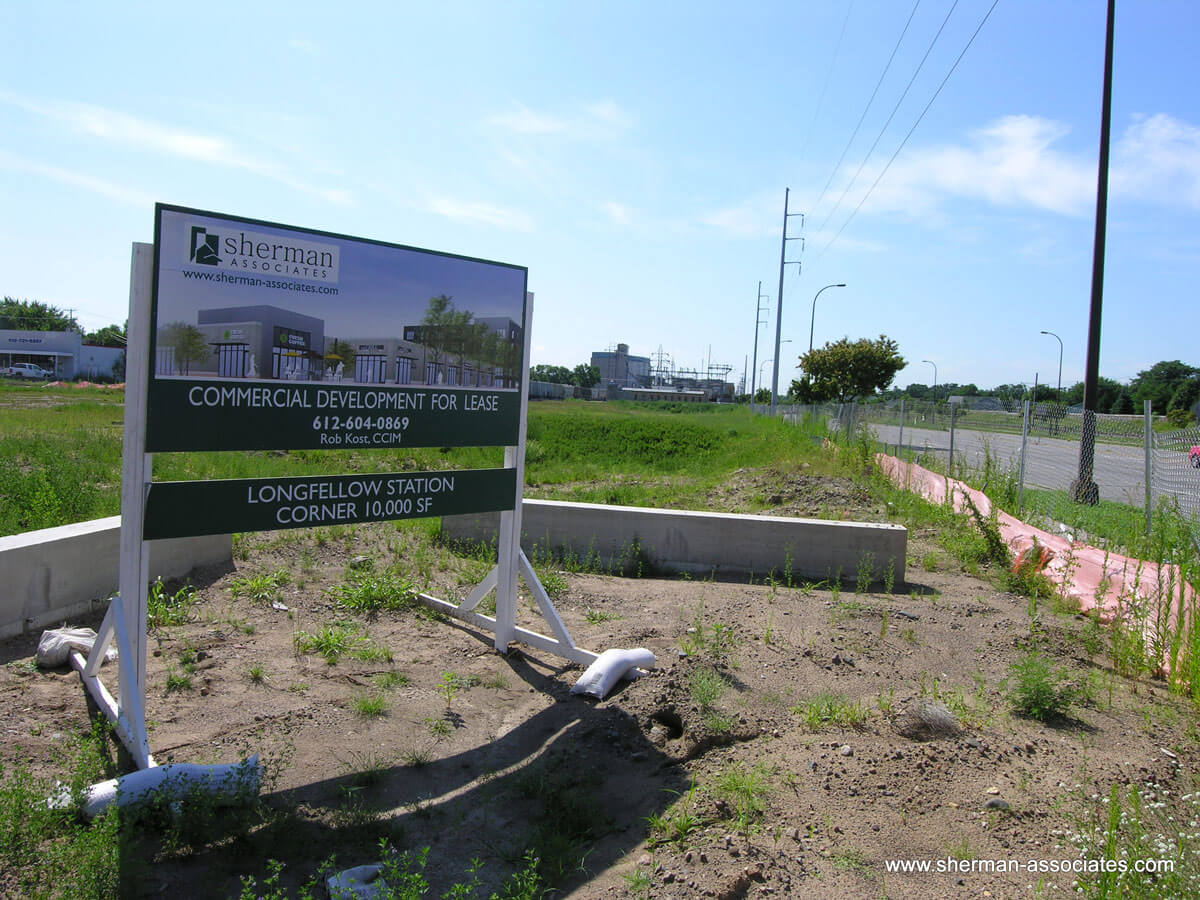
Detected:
[{"left": 757, "top": 396, "right": 1200, "bottom": 535}]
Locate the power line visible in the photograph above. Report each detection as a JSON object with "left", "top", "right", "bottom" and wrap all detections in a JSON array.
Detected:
[
  {"left": 819, "top": 0, "right": 1002, "bottom": 257},
  {"left": 798, "top": 1, "right": 855, "bottom": 164},
  {"left": 810, "top": 0, "right": 922, "bottom": 217},
  {"left": 815, "top": 0, "right": 962, "bottom": 236}
]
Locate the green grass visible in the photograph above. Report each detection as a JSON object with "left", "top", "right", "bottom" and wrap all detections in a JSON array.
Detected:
[
  {"left": 351, "top": 694, "right": 389, "bottom": 718},
  {"left": 230, "top": 570, "right": 289, "bottom": 606},
  {"left": 332, "top": 569, "right": 419, "bottom": 613},
  {"left": 294, "top": 623, "right": 361, "bottom": 665},
  {"left": 1006, "top": 650, "right": 1080, "bottom": 721},
  {"left": 791, "top": 691, "right": 868, "bottom": 730}
]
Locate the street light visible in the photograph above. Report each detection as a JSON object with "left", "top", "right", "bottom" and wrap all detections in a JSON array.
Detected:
[
  {"left": 808, "top": 283, "right": 847, "bottom": 353},
  {"left": 1040, "top": 330, "right": 1063, "bottom": 401},
  {"left": 759, "top": 341, "right": 793, "bottom": 398},
  {"left": 922, "top": 359, "right": 937, "bottom": 395}
]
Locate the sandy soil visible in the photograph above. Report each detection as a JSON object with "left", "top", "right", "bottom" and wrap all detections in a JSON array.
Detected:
[{"left": 1, "top": 464, "right": 1195, "bottom": 898}]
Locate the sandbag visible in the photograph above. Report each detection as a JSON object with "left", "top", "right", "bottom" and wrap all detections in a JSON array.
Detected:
[
  {"left": 327, "top": 864, "right": 389, "bottom": 899},
  {"left": 36, "top": 627, "right": 117, "bottom": 668},
  {"left": 570, "top": 648, "right": 656, "bottom": 699}
]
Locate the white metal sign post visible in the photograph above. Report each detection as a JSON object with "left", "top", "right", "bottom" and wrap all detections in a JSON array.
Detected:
[{"left": 76, "top": 210, "right": 595, "bottom": 769}]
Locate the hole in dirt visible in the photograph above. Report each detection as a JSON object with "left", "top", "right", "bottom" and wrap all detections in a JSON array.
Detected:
[{"left": 650, "top": 709, "right": 684, "bottom": 740}]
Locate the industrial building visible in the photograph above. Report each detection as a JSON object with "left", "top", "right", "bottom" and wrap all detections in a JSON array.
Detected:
[{"left": 591, "top": 343, "right": 651, "bottom": 388}]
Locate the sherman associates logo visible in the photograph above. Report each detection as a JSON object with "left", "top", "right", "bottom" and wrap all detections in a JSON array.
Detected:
[{"left": 185, "top": 222, "right": 340, "bottom": 283}]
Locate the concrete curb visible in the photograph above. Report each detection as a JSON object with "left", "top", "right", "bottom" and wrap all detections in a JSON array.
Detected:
[{"left": 442, "top": 499, "right": 907, "bottom": 584}]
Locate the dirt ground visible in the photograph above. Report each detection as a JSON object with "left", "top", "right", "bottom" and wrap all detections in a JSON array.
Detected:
[{"left": 1, "top": 464, "right": 1196, "bottom": 898}]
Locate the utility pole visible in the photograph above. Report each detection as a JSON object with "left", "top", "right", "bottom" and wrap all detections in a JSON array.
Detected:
[
  {"left": 750, "top": 281, "right": 769, "bottom": 400},
  {"left": 770, "top": 188, "right": 804, "bottom": 412},
  {"left": 1073, "top": 0, "right": 1115, "bottom": 505}
]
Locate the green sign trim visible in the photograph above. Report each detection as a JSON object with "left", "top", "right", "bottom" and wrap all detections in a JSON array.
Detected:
[{"left": 144, "top": 468, "right": 516, "bottom": 540}]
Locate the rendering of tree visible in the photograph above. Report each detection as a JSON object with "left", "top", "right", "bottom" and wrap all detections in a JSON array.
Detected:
[
  {"left": 421, "top": 294, "right": 475, "bottom": 372},
  {"left": 326, "top": 339, "right": 357, "bottom": 372},
  {"left": 160, "top": 322, "right": 210, "bottom": 374},
  {"left": 0, "top": 297, "right": 79, "bottom": 332},
  {"left": 791, "top": 335, "right": 906, "bottom": 404}
]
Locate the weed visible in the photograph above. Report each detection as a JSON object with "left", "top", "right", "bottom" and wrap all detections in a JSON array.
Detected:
[
  {"left": 426, "top": 717, "right": 452, "bottom": 739},
  {"left": 856, "top": 551, "right": 874, "bottom": 594},
  {"left": 715, "top": 763, "right": 771, "bottom": 835},
  {"left": 791, "top": 692, "right": 868, "bottom": 730},
  {"left": 375, "top": 671, "right": 410, "bottom": 690},
  {"left": 585, "top": 608, "right": 620, "bottom": 625},
  {"left": 832, "top": 847, "right": 873, "bottom": 878},
  {"left": 295, "top": 623, "right": 361, "bottom": 665},
  {"left": 247, "top": 664, "right": 267, "bottom": 684},
  {"left": 332, "top": 570, "right": 418, "bottom": 614},
  {"left": 647, "top": 779, "right": 704, "bottom": 848},
  {"left": 147, "top": 578, "right": 199, "bottom": 629},
  {"left": 689, "top": 665, "right": 728, "bottom": 713},
  {"left": 231, "top": 570, "right": 289, "bottom": 606},
  {"left": 165, "top": 667, "right": 192, "bottom": 693},
  {"left": 351, "top": 694, "right": 389, "bottom": 719},
  {"left": 1006, "top": 650, "right": 1079, "bottom": 721}
]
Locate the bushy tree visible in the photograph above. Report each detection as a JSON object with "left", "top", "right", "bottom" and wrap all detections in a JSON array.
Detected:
[
  {"left": 530, "top": 364, "right": 573, "bottom": 384},
  {"left": 1130, "top": 360, "right": 1199, "bottom": 413},
  {"left": 791, "top": 335, "right": 905, "bottom": 403},
  {"left": 84, "top": 322, "right": 126, "bottom": 347},
  {"left": 0, "top": 297, "right": 79, "bottom": 332},
  {"left": 572, "top": 363, "right": 601, "bottom": 388}
]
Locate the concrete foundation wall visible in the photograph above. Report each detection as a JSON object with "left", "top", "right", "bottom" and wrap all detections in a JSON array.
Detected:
[
  {"left": 0, "top": 517, "right": 232, "bottom": 640},
  {"left": 442, "top": 499, "right": 907, "bottom": 584}
]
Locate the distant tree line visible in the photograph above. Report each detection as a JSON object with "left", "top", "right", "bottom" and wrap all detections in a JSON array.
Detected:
[
  {"left": 530, "top": 363, "right": 601, "bottom": 388},
  {"left": 2, "top": 296, "right": 126, "bottom": 347}
]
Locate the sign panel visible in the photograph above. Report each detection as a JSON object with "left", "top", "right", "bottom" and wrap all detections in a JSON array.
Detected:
[
  {"left": 144, "top": 468, "right": 516, "bottom": 540},
  {"left": 148, "top": 204, "right": 527, "bottom": 452}
]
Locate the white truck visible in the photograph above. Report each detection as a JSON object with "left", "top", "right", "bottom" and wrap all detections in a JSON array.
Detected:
[{"left": 1, "top": 362, "right": 53, "bottom": 379}]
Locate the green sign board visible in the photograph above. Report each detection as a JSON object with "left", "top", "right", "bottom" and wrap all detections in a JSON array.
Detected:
[
  {"left": 146, "top": 381, "right": 519, "bottom": 451},
  {"left": 144, "top": 468, "right": 516, "bottom": 540}
]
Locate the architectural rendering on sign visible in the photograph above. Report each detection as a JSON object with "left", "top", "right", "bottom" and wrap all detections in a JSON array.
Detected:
[{"left": 152, "top": 206, "right": 526, "bottom": 390}]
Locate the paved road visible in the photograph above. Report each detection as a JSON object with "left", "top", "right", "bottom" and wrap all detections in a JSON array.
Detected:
[{"left": 869, "top": 422, "right": 1152, "bottom": 507}]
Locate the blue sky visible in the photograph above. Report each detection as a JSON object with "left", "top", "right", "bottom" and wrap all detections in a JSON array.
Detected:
[{"left": 2, "top": 1, "right": 1198, "bottom": 394}]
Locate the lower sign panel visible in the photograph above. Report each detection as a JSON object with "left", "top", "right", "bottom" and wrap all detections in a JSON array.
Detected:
[{"left": 144, "top": 468, "right": 516, "bottom": 539}]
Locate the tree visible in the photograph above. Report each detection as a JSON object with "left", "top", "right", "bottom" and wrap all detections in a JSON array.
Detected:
[
  {"left": 530, "top": 364, "right": 573, "bottom": 384},
  {"left": 84, "top": 322, "right": 126, "bottom": 347},
  {"left": 421, "top": 294, "right": 475, "bottom": 374},
  {"left": 571, "top": 364, "right": 601, "bottom": 388},
  {"left": 1167, "top": 373, "right": 1200, "bottom": 426},
  {"left": 790, "top": 335, "right": 906, "bottom": 404},
  {"left": 0, "top": 297, "right": 79, "bottom": 332},
  {"left": 1130, "top": 360, "right": 1199, "bottom": 414},
  {"left": 159, "top": 322, "right": 210, "bottom": 374}
]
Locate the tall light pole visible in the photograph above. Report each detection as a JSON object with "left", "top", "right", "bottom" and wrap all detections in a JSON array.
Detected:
[
  {"left": 808, "top": 283, "right": 847, "bottom": 353},
  {"left": 1040, "top": 330, "right": 1063, "bottom": 401},
  {"left": 750, "top": 281, "right": 770, "bottom": 400},
  {"left": 922, "top": 359, "right": 937, "bottom": 396}
]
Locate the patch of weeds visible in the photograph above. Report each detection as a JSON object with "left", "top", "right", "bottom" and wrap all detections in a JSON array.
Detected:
[
  {"left": 623, "top": 864, "right": 653, "bottom": 899},
  {"left": 714, "top": 762, "right": 771, "bottom": 836},
  {"left": 681, "top": 604, "right": 739, "bottom": 661},
  {"left": 147, "top": 578, "right": 199, "bottom": 629},
  {"left": 1006, "top": 650, "right": 1079, "bottom": 721},
  {"left": 375, "top": 671, "right": 410, "bottom": 690},
  {"left": 425, "top": 717, "right": 452, "bottom": 740},
  {"left": 332, "top": 569, "right": 418, "bottom": 614},
  {"left": 535, "top": 567, "right": 569, "bottom": 600},
  {"left": 400, "top": 746, "right": 432, "bottom": 767},
  {"left": 289, "top": 682, "right": 309, "bottom": 693},
  {"left": 231, "top": 570, "right": 290, "bottom": 606},
  {"left": 855, "top": 551, "right": 874, "bottom": 594},
  {"left": 585, "top": 608, "right": 621, "bottom": 625},
  {"left": 351, "top": 694, "right": 389, "bottom": 719},
  {"left": 295, "top": 623, "right": 362, "bottom": 665},
  {"left": 647, "top": 779, "right": 704, "bottom": 849},
  {"left": 832, "top": 847, "right": 873, "bottom": 878},
  {"left": 354, "top": 641, "right": 394, "bottom": 664},
  {"left": 164, "top": 667, "right": 192, "bottom": 693},
  {"left": 337, "top": 750, "right": 392, "bottom": 787},
  {"left": 247, "top": 664, "right": 267, "bottom": 684},
  {"left": 482, "top": 671, "right": 511, "bottom": 690},
  {"left": 791, "top": 692, "right": 868, "bottom": 730},
  {"left": 688, "top": 665, "right": 728, "bottom": 713}
]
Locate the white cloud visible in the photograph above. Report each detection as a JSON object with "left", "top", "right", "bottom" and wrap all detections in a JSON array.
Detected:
[
  {"left": 485, "top": 99, "right": 632, "bottom": 140},
  {"left": 601, "top": 201, "right": 632, "bottom": 225},
  {"left": 0, "top": 150, "right": 154, "bottom": 206},
  {"left": 0, "top": 92, "right": 350, "bottom": 205},
  {"left": 1113, "top": 113, "right": 1200, "bottom": 208},
  {"left": 426, "top": 196, "right": 534, "bottom": 231},
  {"left": 700, "top": 194, "right": 778, "bottom": 238}
]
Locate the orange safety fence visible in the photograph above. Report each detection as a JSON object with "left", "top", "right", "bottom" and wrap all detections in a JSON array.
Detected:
[{"left": 878, "top": 453, "right": 1197, "bottom": 676}]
